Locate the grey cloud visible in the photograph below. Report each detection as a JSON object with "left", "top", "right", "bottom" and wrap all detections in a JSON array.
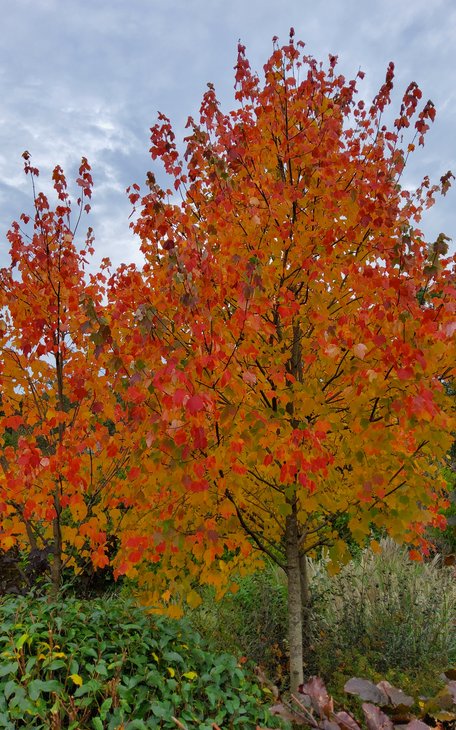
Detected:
[{"left": 1, "top": 0, "right": 454, "bottom": 269}]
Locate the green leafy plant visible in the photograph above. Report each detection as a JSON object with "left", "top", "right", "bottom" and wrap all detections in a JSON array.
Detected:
[
  {"left": 189, "top": 564, "right": 288, "bottom": 688},
  {"left": 0, "top": 594, "right": 284, "bottom": 729}
]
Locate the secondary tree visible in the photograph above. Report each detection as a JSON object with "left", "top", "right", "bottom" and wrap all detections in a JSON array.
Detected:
[
  {"left": 0, "top": 156, "right": 141, "bottom": 595},
  {"left": 108, "top": 33, "right": 455, "bottom": 692}
]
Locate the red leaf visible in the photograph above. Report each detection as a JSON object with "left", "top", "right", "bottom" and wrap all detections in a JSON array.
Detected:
[
  {"left": 173, "top": 389, "right": 188, "bottom": 406},
  {"left": 408, "top": 549, "right": 422, "bottom": 561},
  {"left": 128, "top": 466, "right": 141, "bottom": 481},
  {"left": 361, "top": 703, "right": 394, "bottom": 730},
  {"left": 220, "top": 369, "right": 231, "bottom": 387},
  {"left": 396, "top": 367, "right": 414, "bottom": 381},
  {"left": 2, "top": 415, "right": 23, "bottom": 430},
  {"left": 186, "top": 394, "right": 205, "bottom": 414}
]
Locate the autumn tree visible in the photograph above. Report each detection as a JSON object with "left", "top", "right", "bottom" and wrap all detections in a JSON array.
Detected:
[
  {"left": 0, "top": 156, "right": 143, "bottom": 595},
  {"left": 104, "top": 33, "right": 456, "bottom": 691}
]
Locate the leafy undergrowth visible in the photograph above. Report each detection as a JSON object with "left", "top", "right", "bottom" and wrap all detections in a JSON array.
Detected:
[
  {"left": 188, "top": 566, "right": 289, "bottom": 690},
  {"left": 0, "top": 594, "right": 283, "bottom": 729},
  {"left": 189, "top": 543, "right": 456, "bottom": 702}
]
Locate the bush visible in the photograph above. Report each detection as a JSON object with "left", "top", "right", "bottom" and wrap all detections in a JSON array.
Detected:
[
  {"left": 189, "top": 564, "right": 288, "bottom": 688},
  {"left": 309, "top": 539, "right": 456, "bottom": 689},
  {"left": 0, "top": 594, "right": 284, "bottom": 729}
]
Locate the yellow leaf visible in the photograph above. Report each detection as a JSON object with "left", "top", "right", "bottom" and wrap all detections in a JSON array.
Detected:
[
  {"left": 183, "top": 671, "right": 197, "bottom": 680},
  {"left": 186, "top": 589, "right": 202, "bottom": 609},
  {"left": 16, "top": 633, "right": 29, "bottom": 649},
  {"left": 73, "top": 535, "right": 85, "bottom": 550},
  {"left": 152, "top": 652, "right": 159, "bottom": 662},
  {"left": 167, "top": 604, "right": 184, "bottom": 619},
  {"left": 370, "top": 539, "right": 382, "bottom": 554},
  {"left": 167, "top": 667, "right": 175, "bottom": 677},
  {"left": 327, "top": 561, "right": 340, "bottom": 576},
  {"left": 70, "top": 674, "right": 83, "bottom": 686},
  {"left": 1, "top": 535, "right": 16, "bottom": 550}
]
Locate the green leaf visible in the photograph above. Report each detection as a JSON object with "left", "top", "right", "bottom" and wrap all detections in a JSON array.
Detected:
[
  {"left": 0, "top": 662, "right": 18, "bottom": 678},
  {"left": 28, "top": 679, "right": 62, "bottom": 701},
  {"left": 47, "top": 659, "right": 66, "bottom": 671},
  {"left": 74, "top": 678, "right": 102, "bottom": 697},
  {"left": 278, "top": 502, "right": 292, "bottom": 517},
  {"left": 150, "top": 702, "right": 169, "bottom": 719},
  {"left": 162, "top": 650, "right": 184, "bottom": 664},
  {"left": 99, "top": 697, "right": 113, "bottom": 719},
  {"left": 94, "top": 661, "right": 108, "bottom": 676},
  {"left": 15, "top": 633, "right": 29, "bottom": 650},
  {"left": 0, "top": 711, "right": 15, "bottom": 730},
  {"left": 4, "top": 680, "right": 18, "bottom": 700}
]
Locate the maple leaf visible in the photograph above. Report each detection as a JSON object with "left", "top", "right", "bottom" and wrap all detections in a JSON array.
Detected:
[{"left": 186, "top": 394, "right": 205, "bottom": 414}]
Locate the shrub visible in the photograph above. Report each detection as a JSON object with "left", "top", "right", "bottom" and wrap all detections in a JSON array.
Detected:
[
  {"left": 189, "top": 564, "right": 288, "bottom": 688},
  {"left": 309, "top": 539, "right": 456, "bottom": 687},
  {"left": 0, "top": 594, "right": 284, "bottom": 729}
]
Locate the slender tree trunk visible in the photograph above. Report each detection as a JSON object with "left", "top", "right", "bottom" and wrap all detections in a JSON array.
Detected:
[
  {"left": 51, "top": 303, "right": 65, "bottom": 598},
  {"left": 50, "top": 486, "right": 63, "bottom": 599},
  {"left": 286, "top": 503, "right": 304, "bottom": 694},
  {"left": 300, "top": 552, "right": 312, "bottom": 657}
]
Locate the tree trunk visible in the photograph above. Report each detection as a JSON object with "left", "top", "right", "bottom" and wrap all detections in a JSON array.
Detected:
[
  {"left": 50, "top": 505, "right": 62, "bottom": 599},
  {"left": 51, "top": 329, "right": 65, "bottom": 599},
  {"left": 300, "top": 552, "right": 312, "bottom": 659},
  {"left": 286, "top": 503, "right": 304, "bottom": 694}
]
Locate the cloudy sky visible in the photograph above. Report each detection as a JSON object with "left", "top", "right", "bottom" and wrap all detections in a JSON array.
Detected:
[{"left": 1, "top": 0, "right": 455, "bottom": 270}]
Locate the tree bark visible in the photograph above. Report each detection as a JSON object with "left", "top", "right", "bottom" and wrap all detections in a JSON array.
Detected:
[
  {"left": 300, "top": 552, "right": 312, "bottom": 657},
  {"left": 51, "top": 307, "right": 65, "bottom": 598},
  {"left": 50, "top": 487, "right": 63, "bottom": 599},
  {"left": 286, "top": 503, "right": 304, "bottom": 694}
]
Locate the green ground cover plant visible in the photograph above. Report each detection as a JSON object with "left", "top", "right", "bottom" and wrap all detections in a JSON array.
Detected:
[{"left": 0, "top": 594, "right": 282, "bottom": 729}]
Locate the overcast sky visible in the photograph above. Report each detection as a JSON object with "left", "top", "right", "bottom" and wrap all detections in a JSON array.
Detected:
[{"left": 1, "top": 0, "right": 455, "bottom": 270}]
